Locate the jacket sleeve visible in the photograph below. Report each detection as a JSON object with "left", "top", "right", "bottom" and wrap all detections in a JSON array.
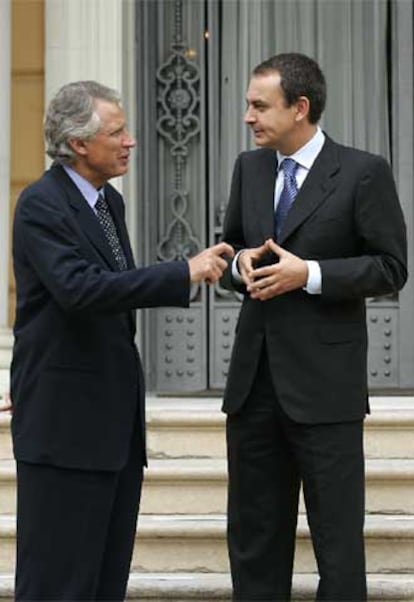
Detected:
[
  {"left": 319, "top": 155, "right": 408, "bottom": 300},
  {"left": 13, "top": 189, "right": 191, "bottom": 315},
  {"left": 220, "top": 154, "right": 248, "bottom": 294}
]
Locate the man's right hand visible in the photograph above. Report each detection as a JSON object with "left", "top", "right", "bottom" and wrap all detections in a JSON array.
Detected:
[
  {"left": 237, "top": 243, "right": 270, "bottom": 287},
  {"left": 188, "top": 242, "right": 234, "bottom": 284}
]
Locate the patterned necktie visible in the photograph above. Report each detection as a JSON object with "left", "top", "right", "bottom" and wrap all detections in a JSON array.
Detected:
[
  {"left": 95, "top": 194, "right": 128, "bottom": 270},
  {"left": 274, "top": 158, "right": 299, "bottom": 240}
]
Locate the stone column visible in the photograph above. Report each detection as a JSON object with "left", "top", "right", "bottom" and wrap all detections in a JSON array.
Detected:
[
  {"left": 44, "top": 0, "right": 139, "bottom": 270},
  {"left": 44, "top": 0, "right": 141, "bottom": 354},
  {"left": 45, "top": 0, "right": 123, "bottom": 99},
  {"left": 0, "top": 0, "right": 11, "bottom": 328},
  {"left": 44, "top": 0, "right": 137, "bottom": 197}
]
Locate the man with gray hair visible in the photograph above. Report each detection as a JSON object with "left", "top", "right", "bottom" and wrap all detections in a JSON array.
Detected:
[{"left": 11, "top": 80, "right": 233, "bottom": 601}]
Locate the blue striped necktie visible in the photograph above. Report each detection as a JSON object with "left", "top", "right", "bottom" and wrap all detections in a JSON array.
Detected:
[{"left": 275, "top": 158, "right": 298, "bottom": 240}]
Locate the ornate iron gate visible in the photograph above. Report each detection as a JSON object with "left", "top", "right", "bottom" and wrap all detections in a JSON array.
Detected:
[
  {"left": 136, "top": 0, "right": 208, "bottom": 392},
  {"left": 135, "top": 0, "right": 413, "bottom": 394}
]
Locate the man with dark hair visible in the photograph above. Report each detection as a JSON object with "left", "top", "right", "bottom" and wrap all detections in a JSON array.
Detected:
[
  {"left": 221, "top": 53, "right": 407, "bottom": 600},
  {"left": 11, "top": 80, "right": 233, "bottom": 601}
]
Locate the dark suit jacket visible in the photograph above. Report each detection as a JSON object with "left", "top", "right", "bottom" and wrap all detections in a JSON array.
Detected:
[
  {"left": 221, "top": 136, "right": 407, "bottom": 423},
  {"left": 11, "top": 164, "right": 190, "bottom": 471}
]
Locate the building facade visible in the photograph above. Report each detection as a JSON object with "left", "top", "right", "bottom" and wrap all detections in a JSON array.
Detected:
[{"left": 2, "top": 0, "right": 413, "bottom": 394}]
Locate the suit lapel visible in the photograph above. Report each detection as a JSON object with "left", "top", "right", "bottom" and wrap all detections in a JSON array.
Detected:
[
  {"left": 49, "top": 165, "right": 137, "bottom": 335},
  {"left": 103, "top": 185, "right": 137, "bottom": 333},
  {"left": 50, "top": 165, "right": 120, "bottom": 271},
  {"left": 279, "top": 136, "right": 341, "bottom": 244},
  {"left": 255, "top": 149, "right": 278, "bottom": 241}
]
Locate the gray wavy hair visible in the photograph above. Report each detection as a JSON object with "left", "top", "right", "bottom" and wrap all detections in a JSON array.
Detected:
[{"left": 44, "top": 80, "right": 121, "bottom": 164}]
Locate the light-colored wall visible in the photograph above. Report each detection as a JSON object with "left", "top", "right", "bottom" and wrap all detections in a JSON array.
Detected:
[
  {"left": 44, "top": 0, "right": 137, "bottom": 253},
  {"left": 9, "top": 0, "right": 45, "bottom": 326},
  {"left": 6, "top": 0, "right": 134, "bottom": 328},
  {"left": 45, "top": 0, "right": 123, "bottom": 102},
  {"left": 0, "top": 0, "right": 11, "bottom": 328},
  {"left": 44, "top": 0, "right": 132, "bottom": 200},
  {"left": 8, "top": 0, "right": 133, "bottom": 327}
]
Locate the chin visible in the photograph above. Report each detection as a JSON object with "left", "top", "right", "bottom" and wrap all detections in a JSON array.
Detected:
[
  {"left": 254, "top": 136, "right": 265, "bottom": 146},
  {"left": 254, "top": 138, "right": 270, "bottom": 148},
  {"left": 113, "top": 167, "right": 129, "bottom": 178}
]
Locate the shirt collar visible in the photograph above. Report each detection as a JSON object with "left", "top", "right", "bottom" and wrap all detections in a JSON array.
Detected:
[
  {"left": 277, "top": 127, "right": 325, "bottom": 171},
  {"left": 62, "top": 165, "right": 103, "bottom": 209}
]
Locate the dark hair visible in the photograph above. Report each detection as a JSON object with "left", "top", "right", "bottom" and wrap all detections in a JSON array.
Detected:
[{"left": 253, "top": 53, "right": 326, "bottom": 124}]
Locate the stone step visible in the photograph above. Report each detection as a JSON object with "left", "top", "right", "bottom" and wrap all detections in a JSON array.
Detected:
[
  {"left": 129, "top": 572, "right": 414, "bottom": 601},
  {"left": 1, "top": 513, "right": 413, "bottom": 574},
  {"left": 0, "top": 351, "right": 11, "bottom": 370},
  {"left": 146, "top": 397, "right": 226, "bottom": 459},
  {"left": 146, "top": 396, "right": 414, "bottom": 460},
  {"left": 141, "top": 457, "right": 414, "bottom": 515},
  {"left": 0, "top": 330, "right": 13, "bottom": 347},
  {"left": 1, "top": 457, "right": 414, "bottom": 516},
  {"left": 0, "top": 572, "right": 414, "bottom": 601},
  {"left": 132, "top": 513, "right": 414, "bottom": 575},
  {"left": 1, "top": 397, "right": 414, "bottom": 462},
  {"left": 0, "top": 417, "right": 11, "bottom": 461},
  {"left": 366, "top": 397, "right": 414, "bottom": 460},
  {"left": 0, "top": 330, "right": 12, "bottom": 391},
  {"left": 0, "top": 327, "right": 12, "bottom": 371},
  {"left": 0, "top": 372, "right": 9, "bottom": 404}
]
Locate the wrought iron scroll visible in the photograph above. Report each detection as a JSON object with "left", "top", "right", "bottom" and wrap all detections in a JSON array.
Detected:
[{"left": 156, "top": 0, "right": 201, "bottom": 301}]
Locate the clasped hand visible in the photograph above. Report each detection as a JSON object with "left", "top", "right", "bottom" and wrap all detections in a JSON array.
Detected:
[{"left": 238, "top": 239, "right": 308, "bottom": 300}]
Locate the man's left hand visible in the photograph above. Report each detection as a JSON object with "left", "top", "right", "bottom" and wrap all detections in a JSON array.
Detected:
[{"left": 247, "top": 239, "right": 308, "bottom": 300}]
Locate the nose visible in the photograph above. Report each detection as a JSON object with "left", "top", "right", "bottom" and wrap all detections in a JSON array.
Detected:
[
  {"left": 123, "top": 130, "right": 136, "bottom": 148},
  {"left": 244, "top": 106, "right": 255, "bottom": 124}
]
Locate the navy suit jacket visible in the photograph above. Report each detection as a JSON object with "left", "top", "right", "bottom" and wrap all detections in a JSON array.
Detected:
[
  {"left": 11, "top": 164, "right": 190, "bottom": 470},
  {"left": 221, "top": 136, "right": 408, "bottom": 423}
]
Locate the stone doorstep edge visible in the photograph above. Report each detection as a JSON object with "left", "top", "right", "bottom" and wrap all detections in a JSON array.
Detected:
[{"left": 0, "top": 573, "right": 414, "bottom": 599}]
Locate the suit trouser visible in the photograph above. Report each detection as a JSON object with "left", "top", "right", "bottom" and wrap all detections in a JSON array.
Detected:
[
  {"left": 15, "top": 422, "right": 144, "bottom": 601},
  {"left": 226, "top": 351, "right": 367, "bottom": 601}
]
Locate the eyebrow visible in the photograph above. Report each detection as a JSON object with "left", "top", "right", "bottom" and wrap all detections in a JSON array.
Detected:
[
  {"left": 100, "top": 122, "right": 126, "bottom": 135},
  {"left": 246, "top": 98, "right": 268, "bottom": 107}
]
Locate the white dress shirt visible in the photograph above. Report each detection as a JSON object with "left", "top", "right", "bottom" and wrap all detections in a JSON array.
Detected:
[{"left": 232, "top": 127, "right": 325, "bottom": 294}]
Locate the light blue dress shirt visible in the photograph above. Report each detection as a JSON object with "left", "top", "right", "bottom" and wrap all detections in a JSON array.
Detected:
[{"left": 62, "top": 164, "right": 103, "bottom": 209}]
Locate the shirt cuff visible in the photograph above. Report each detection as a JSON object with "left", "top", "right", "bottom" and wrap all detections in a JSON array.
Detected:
[
  {"left": 304, "top": 260, "right": 322, "bottom": 294},
  {"left": 231, "top": 250, "right": 244, "bottom": 282}
]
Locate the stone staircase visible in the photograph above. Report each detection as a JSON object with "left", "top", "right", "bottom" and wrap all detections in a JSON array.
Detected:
[
  {"left": 0, "top": 328, "right": 414, "bottom": 600},
  {"left": 0, "top": 329, "right": 11, "bottom": 404}
]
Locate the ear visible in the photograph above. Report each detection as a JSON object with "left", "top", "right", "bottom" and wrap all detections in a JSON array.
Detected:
[
  {"left": 294, "top": 96, "right": 311, "bottom": 123},
  {"left": 68, "top": 138, "right": 88, "bottom": 157}
]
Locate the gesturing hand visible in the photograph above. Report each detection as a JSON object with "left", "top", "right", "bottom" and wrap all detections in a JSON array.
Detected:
[
  {"left": 246, "top": 239, "right": 308, "bottom": 300},
  {"left": 188, "top": 242, "right": 234, "bottom": 284}
]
